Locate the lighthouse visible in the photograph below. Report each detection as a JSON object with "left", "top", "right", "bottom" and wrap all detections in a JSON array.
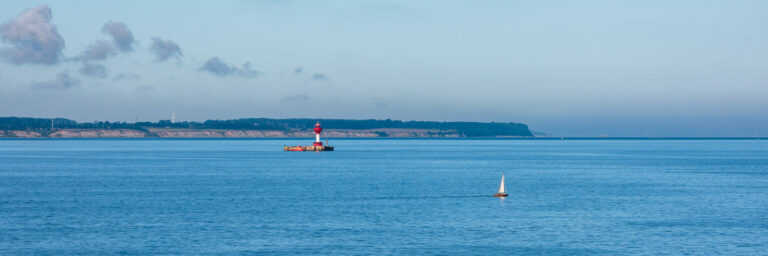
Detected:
[
  {"left": 313, "top": 122, "right": 323, "bottom": 146},
  {"left": 284, "top": 122, "right": 333, "bottom": 151}
]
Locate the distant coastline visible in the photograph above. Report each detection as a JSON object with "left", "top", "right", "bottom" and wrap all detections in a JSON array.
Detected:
[{"left": 0, "top": 117, "right": 533, "bottom": 138}]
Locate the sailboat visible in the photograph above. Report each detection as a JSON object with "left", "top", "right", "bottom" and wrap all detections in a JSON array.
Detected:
[{"left": 493, "top": 174, "right": 508, "bottom": 197}]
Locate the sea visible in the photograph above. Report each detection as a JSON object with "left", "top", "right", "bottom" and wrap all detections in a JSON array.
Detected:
[{"left": 1, "top": 138, "right": 767, "bottom": 255}]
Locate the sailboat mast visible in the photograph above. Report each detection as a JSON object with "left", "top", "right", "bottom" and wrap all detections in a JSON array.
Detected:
[{"left": 504, "top": 176, "right": 508, "bottom": 193}]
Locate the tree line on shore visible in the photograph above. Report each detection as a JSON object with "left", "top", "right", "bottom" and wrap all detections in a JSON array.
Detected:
[{"left": 0, "top": 117, "right": 533, "bottom": 137}]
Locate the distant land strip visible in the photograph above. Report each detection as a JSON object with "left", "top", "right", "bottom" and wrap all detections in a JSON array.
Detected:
[{"left": 0, "top": 117, "right": 533, "bottom": 138}]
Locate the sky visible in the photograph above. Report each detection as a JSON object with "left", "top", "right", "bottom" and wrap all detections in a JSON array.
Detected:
[{"left": 0, "top": 0, "right": 766, "bottom": 137}]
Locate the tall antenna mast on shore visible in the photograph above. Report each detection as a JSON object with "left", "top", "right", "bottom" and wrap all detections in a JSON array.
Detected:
[{"left": 51, "top": 115, "right": 54, "bottom": 130}]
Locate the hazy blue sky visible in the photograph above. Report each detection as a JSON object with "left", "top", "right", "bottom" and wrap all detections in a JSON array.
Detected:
[{"left": 1, "top": 1, "right": 766, "bottom": 136}]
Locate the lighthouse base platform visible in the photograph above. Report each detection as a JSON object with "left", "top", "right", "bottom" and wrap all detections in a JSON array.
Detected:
[{"left": 284, "top": 145, "right": 334, "bottom": 151}]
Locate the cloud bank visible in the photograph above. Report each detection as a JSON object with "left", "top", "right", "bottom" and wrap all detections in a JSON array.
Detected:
[
  {"left": 101, "top": 21, "right": 135, "bottom": 52},
  {"left": 198, "top": 57, "right": 259, "bottom": 78},
  {"left": 312, "top": 73, "right": 328, "bottom": 81},
  {"left": 31, "top": 72, "right": 79, "bottom": 89},
  {"left": 78, "top": 40, "right": 115, "bottom": 61},
  {"left": 113, "top": 73, "right": 140, "bottom": 81},
  {"left": 79, "top": 63, "right": 107, "bottom": 78},
  {"left": 149, "top": 37, "right": 182, "bottom": 62},
  {"left": 0, "top": 5, "right": 65, "bottom": 65}
]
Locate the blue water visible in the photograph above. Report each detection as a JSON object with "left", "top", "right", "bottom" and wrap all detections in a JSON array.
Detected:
[{"left": 1, "top": 139, "right": 767, "bottom": 255}]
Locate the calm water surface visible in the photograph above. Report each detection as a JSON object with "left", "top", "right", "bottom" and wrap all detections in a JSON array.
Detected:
[{"left": 1, "top": 139, "right": 767, "bottom": 255}]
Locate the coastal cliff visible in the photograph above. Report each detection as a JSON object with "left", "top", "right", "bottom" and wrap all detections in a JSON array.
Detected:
[
  {"left": 0, "top": 128, "right": 462, "bottom": 138},
  {"left": 48, "top": 129, "right": 148, "bottom": 138},
  {"left": 150, "top": 128, "right": 460, "bottom": 138},
  {"left": 0, "top": 117, "right": 533, "bottom": 138},
  {"left": 0, "top": 130, "right": 42, "bottom": 138}
]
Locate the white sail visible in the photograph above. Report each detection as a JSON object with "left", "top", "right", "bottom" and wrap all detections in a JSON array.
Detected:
[{"left": 497, "top": 175, "right": 506, "bottom": 194}]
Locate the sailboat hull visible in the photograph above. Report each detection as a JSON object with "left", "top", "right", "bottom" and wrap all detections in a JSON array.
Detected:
[{"left": 492, "top": 193, "right": 508, "bottom": 197}]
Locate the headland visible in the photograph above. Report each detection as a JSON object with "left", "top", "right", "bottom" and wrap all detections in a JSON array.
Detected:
[{"left": 0, "top": 117, "right": 533, "bottom": 138}]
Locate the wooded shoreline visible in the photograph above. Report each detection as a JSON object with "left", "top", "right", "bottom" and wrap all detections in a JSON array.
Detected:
[{"left": 0, "top": 117, "right": 534, "bottom": 138}]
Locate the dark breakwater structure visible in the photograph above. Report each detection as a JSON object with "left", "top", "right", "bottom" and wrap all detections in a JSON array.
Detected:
[{"left": 284, "top": 123, "right": 334, "bottom": 151}]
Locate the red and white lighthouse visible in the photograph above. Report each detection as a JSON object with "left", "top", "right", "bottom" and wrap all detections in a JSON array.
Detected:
[
  {"left": 313, "top": 122, "right": 323, "bottom": 146},
  {"left": 284, "top": 122, "right": 333, "bottom": 151}
]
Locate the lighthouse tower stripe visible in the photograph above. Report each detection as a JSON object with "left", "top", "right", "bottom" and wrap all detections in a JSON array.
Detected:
[{"left": 313, "top": 122, "right": 323, "bottom": 146}]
